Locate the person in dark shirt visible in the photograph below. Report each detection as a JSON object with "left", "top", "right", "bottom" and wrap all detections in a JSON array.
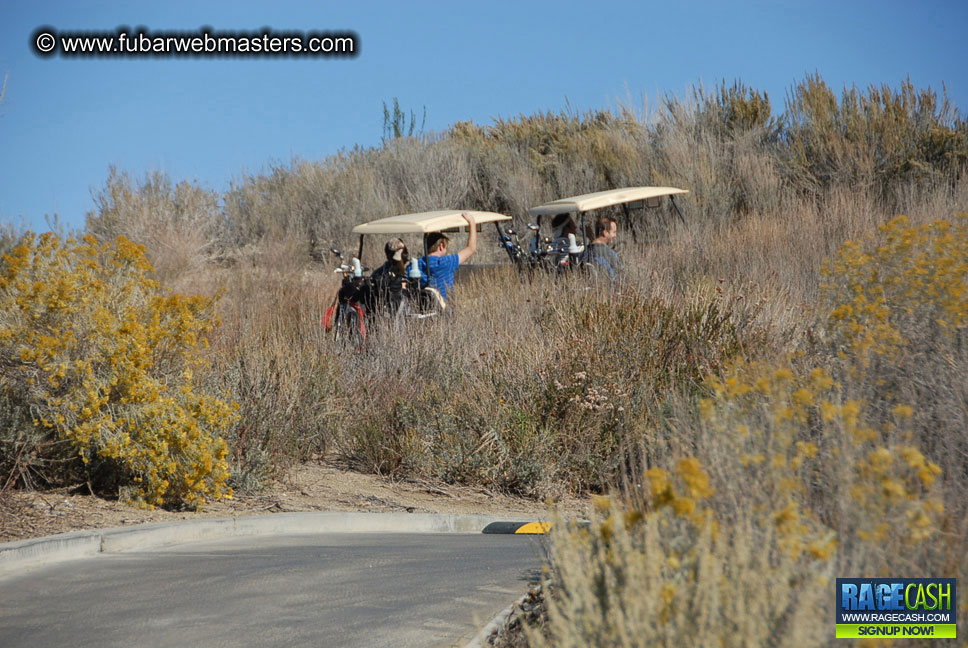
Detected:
[
  {"left": 371, "top": 237, "right": 408, "bottom": 280},
  {"left": 583, "top": 215, "right": 622, "bottom": 280},
  {"left": 370, "top": 237, "right": 410, "bottom": 314}
]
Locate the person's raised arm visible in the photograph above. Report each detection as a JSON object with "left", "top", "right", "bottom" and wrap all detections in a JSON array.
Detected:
[{"left": 457, "top": 212, "right": 477, "bottom": 264}]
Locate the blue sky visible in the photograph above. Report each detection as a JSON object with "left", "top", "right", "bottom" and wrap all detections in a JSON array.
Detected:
[{"left": 1, "top": 0, "right": 966, "bottom": 231}]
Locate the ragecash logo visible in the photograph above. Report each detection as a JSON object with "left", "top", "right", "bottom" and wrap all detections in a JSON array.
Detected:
[{"left": 836, "top": 578, "right": 956, "bottom": 639}]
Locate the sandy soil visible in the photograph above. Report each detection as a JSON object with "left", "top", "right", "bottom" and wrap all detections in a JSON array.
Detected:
[{"left": 0, "top": 459, "right": 588, "bottom": 543}]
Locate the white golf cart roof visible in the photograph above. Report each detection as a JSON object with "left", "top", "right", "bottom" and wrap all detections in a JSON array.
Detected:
[
  {"left": 351, "top": 210, "right": 512, "bottom": 235},
  {"left": 527, "top": 186, "right": 689, "bottom": 216}
]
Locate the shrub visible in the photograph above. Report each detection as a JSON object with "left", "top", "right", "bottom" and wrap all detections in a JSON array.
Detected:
[
  {"left": 86, "top": 167, "right": 222, "bottom": 284},
  {"left": 531, "top": 215, "right": 967, "bottom": 647},
  {"left": 333, "top": 281, "right": 755, "bottom": 498},
  {"left": 784, "top": 76, "right": 968, "bottom": 199},
  {"left": 532, "top": 482, "right": 830, "bottom": 648},
  {"left": 0, "top": 233, "right": 235, "bottom": 508},
  {"left": 450, "top": 109, "right": 647, "bottom": 196},
  {"left": 196, "top": 264, "right": 344, "bottom": 490},
  {"left": 819, "top": 214, "right": 968, "bottom": 478},
  {"left": 678, "top": 214, "right": 963, "bottom": 572}
]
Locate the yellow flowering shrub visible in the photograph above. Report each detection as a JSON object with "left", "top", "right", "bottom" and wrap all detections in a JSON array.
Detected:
[
  {"left": 531, "top": 215, "right": 965, "bottom": 646},
  {"left": 533, "top": 472, "right": 831, "bottom": 648},
  {"left": 694, "top": 217, "right": 964, "bottom": 566},
  {"left": 822, "top": 214, "right": 968, "bottom": 368},
  {"left": 0, "top": 233, "right": 236, "bottom": 508},
  {"left": 703, "top": 361, "right": 943, "bottom": 560}
]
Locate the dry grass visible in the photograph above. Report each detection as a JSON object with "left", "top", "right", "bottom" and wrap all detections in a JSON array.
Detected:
[{"left": 6, "top": 74, "right": 968, "bottom": 645}]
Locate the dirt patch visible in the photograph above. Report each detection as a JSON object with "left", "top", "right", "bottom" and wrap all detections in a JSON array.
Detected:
[{"left": 0, "top": 459, "right": 588, "bottom": 543}]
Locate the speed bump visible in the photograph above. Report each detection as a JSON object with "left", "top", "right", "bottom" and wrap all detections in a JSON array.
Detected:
[{"left": 482, "top": 521, "right": 552, "bottom": 534}]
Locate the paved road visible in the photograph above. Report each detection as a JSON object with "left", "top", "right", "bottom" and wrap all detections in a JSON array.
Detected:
[{"left": 0, "top": 532, "right": 545, "bottom": 648}]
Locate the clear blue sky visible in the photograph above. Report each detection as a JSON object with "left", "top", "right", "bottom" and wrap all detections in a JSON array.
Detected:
[{"left": 2, "top": 0, "right": 966, "bottom": 231}]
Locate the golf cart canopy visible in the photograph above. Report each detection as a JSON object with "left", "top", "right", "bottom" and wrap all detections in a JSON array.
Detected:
[
  {"left": 351, "top": 210, "right": 511, "bottom": 235},
  {"left": 527, "top": 187, "right": 689, "bottom": 217}
]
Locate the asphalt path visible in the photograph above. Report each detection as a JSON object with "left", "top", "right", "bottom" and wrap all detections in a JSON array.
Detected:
[{"left": 0, "top": 532, "right": 545, "bottom": 648}]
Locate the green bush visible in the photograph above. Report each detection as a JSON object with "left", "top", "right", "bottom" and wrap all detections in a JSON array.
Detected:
[{"left": 785, "top": 75, "right": 968, "bottom": 198}]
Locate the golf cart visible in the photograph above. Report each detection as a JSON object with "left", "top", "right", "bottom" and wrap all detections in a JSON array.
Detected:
[
  {"left": 497, "top": 186, "right": 689, "bottom": 274},
  {"left": 324, "top": 209, "right": 512, "bottom": 345}
]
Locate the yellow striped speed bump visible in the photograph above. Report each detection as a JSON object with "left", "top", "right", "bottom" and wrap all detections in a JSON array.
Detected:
[{"left": 482, "top": 521, "right": 553, "bottom": 534}]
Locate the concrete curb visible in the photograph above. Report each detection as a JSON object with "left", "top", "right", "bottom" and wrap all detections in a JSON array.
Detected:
[
  {"left": 0, "top": 512, "right": 545, "bottom": 579},
  {"left": 463, "top": 590, "right": 530, "bottom": 648}
]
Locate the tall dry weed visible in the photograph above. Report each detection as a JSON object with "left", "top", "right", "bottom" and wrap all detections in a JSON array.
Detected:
[{"left": 86, "top": 168, "right": 221, "bottom": 285}]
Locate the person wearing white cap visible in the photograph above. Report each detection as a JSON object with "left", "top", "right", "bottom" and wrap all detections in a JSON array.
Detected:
[
  {"left": 368, "top": 237, "right": 412, "bottom": 315},
  {"left": 371, "top": 238, "right": 409, "bottom": 280}
]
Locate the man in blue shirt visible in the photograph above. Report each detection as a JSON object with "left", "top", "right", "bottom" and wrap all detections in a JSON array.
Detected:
[
  {"left": 583, "top": 216, "right": 622, "bottom": 280},
  {"left": 418, "top": 212, "right": 478, "bottom": 300}
]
